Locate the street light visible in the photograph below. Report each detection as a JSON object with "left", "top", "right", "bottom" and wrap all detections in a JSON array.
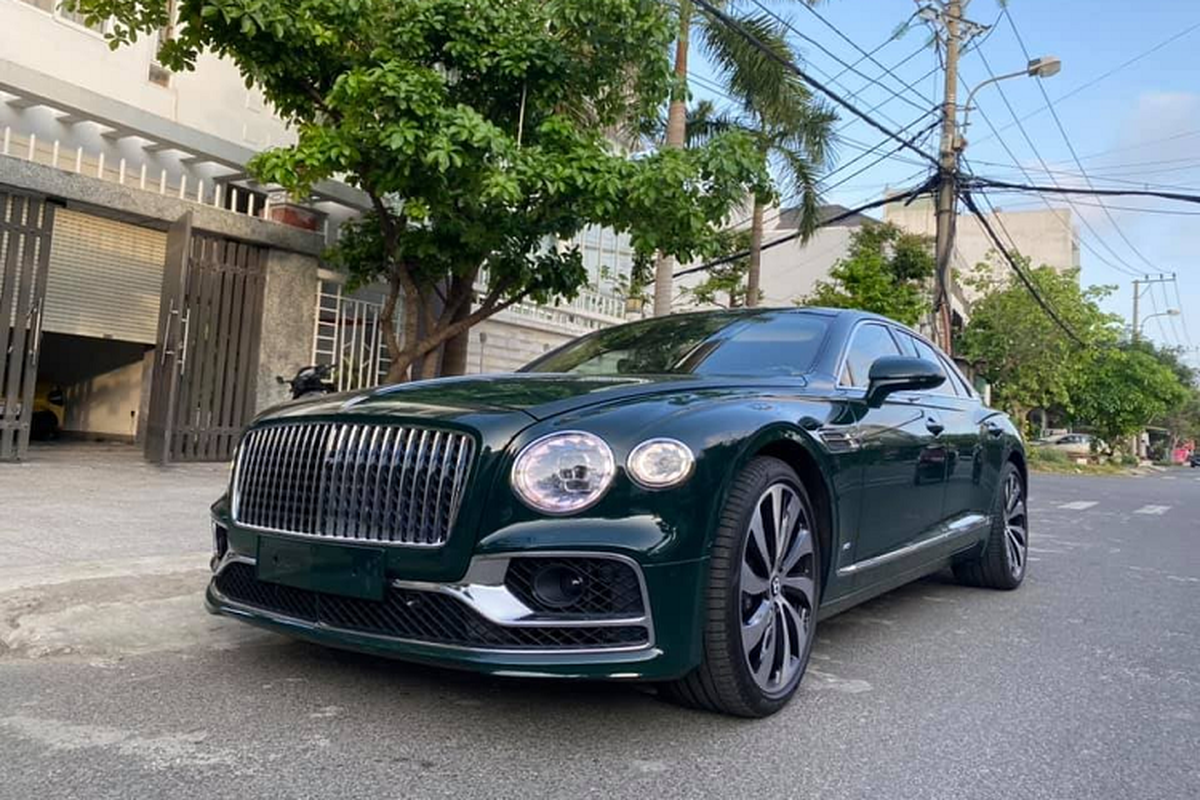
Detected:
[
  {"left": 957, "top": 56, "right": 1062, "bottom": 150},
  {"left": 1136, "top": 308, "right": 1181, "bottom": 336}
]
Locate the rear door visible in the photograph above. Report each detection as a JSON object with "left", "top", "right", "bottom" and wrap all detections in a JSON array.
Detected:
[{"left": 839, "top": 323, "right": 946, "bottom": 565}]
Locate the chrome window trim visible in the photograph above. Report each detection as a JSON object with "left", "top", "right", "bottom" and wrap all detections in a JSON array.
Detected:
[{"left": 834, "top": 320, "right": 904, "bottom": 390}]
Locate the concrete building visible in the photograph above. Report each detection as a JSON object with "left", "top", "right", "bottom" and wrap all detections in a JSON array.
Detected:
[
  {"left": 884, "top": 195, "right": 1080, "bottom": 301},
  {"left": 674, "top": 204, "right": 873, "bottom": 310},
  {"left": 0, "top": 1, "right": 627, "bottom": 462},
  {"left": 674, "top": 196, "right": 1078, "bottom": 336}
]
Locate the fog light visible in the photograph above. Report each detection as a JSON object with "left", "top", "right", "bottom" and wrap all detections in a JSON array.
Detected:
[
  {"left": 211, "top": 521, "right": 228, "bottom": 566},
  {"left": 532, "top": 564, "right": 586, "bottom": 609}
]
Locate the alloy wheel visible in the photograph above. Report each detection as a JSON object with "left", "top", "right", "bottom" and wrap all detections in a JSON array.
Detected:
[
  {"left": 739, "top": 481, "right": 816, "bottom": 695},
  {"left": 1004, "top": 471, "right": 1028, "bottom": 579}
]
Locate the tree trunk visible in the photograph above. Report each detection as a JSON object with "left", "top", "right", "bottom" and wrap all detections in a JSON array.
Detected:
[
  {"left": 746, "top": 199, "right": 764, "bottom": 307},
  {"left": 439, "top": 276, "right": 474, "bottom": 376},
  {"left": 652, "top": 0, "right": 692, "bottom": 317}
]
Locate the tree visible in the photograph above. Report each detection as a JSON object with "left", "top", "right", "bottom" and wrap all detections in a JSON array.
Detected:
[
  {"left": 700, "top": 13, "right": 836, "bottom": 308},
  {"left": 76, "top": 0, "right": 769, "bottom": 381},
  {"left": 683, "top": 228, "right": 753, "bottom": 308},
  {"left": 1067, "top": 345, "right": 1190, "bottom": 445},
  {"left": 803, "top": 221, "right": 934, "bottom": 326},
  {"left": 956, "top": 261, "right": 1121, "bottom": 430},
  {"left": 654, "top": 1, "right": 832, "bottom": 315}
]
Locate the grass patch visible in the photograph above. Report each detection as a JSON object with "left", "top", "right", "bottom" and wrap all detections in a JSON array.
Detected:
[{"left": 1026, "top": 447, "right": 1129, "bottom": 475}]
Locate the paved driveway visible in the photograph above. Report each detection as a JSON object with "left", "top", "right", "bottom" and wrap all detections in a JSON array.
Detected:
[{"left": 1, "top": 446, "right": 1197, "bottom": 798}]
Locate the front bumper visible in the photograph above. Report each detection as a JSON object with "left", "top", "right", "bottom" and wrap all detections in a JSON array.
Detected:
[{"left": 206, "top": 548, "right": 708, "bottom": 681}]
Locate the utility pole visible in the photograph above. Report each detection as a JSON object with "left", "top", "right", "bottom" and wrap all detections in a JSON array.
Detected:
[
  {"left": 932, "top": 0, "right": 962, "bottom": 355},
  {"left": 1131, "top": 273, "right": 1176, "bottom": 342}
]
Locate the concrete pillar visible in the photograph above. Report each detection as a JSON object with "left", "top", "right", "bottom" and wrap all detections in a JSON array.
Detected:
[{"left": 256, "top": 249, "right": 319, "bottom": 412}]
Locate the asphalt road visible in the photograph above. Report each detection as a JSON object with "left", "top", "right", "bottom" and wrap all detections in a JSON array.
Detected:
[{"left": 2, "top": 445, "right": 1198, "bottom": 799}]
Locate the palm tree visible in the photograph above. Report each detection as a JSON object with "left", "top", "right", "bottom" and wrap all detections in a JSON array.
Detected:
[{"left": 683, "top": 13, "right": 837, "bottom": 307}]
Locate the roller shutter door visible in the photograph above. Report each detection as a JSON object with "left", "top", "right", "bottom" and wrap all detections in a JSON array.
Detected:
[{"left": 43, "top": 210, "right": 166, "bottom": 344}]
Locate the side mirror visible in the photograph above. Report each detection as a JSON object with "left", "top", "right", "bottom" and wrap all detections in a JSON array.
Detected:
[{"left": 865, "top": 356, "right": 945, "bottom": 408}]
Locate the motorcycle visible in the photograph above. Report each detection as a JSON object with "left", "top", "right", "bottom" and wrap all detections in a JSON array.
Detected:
[{"left": 277, "top": 364, "right": 336, "bottom": 400}]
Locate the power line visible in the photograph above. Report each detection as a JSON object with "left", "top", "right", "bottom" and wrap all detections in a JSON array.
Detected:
[
  {"left": 970, "top": 20, "right": 1200, "bottom": 149},
  {"left": 959, "top": 190, "right": 1087, "bottom": 347},
  {"left": 970, "top": 197, "right": 1200, "bottom": 217},
  {"left": 1172, "top": 278, "right": 1194, "bottom": 346},
  {"left": 963, "top": 159, "right": 1200, "bottom": 193},
  {"left": 669, "top": 178, "right": 937, "bottom": 280},
  {"left": 743, "top": 0, "right": 930, "bottom": 116},
  {"left": 969, "top": 47, "right": 1145, "bottom": 279},
  {"left": 690, "top": 0, "right": 940, "bottom": 168},
  {"left": 1051, "top": 128, "right": 1200, "bottom": 164},
  {"left": 965, "top": 177, "right": 1200, "bottom": 207},
  {"left": 1003, "top": 7, "right": 1161, "bottom": 276},
  {"left": 794, "top": 1, "right": 934, "bottom": 111},
  {"left": 960, "top": 90, "right": 1144, "bottom": 279}
]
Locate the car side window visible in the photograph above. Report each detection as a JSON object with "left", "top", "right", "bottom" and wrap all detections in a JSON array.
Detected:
[
  {"left": 840, "top": 324, "right": 901, "bottom": 388},
  {"left": 909, "top": 337, "right": 958, "bottom": 396}
]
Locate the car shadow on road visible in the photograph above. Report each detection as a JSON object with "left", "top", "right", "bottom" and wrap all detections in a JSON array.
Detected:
[{"left": 205, "top": 568, "right": 993, "bottom": 731}]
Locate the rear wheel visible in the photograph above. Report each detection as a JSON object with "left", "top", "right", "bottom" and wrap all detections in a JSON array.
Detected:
[
  {"left": 661, "top": 457, "right": 820, "bottom": 717},
  {"left": 953, "top": 462, "right": 1027, "bottom": 590}
]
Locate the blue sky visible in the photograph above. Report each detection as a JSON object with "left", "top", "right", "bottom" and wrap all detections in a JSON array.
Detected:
[{"left": 690, "top": 0, "right": 1200, "bottom": 364}]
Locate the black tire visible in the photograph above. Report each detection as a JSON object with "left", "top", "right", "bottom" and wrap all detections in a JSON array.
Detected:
[
  {"left": 661, "top": 456, "right": 821, "bottom": 718},
  {"left": 953, "top": 461, "right": 1027, "bottom": 590}
]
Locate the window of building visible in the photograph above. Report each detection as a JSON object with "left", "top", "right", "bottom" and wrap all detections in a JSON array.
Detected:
[
  {"left": 840, "top": 324, "right": 901, "bottom": 388},
  {"left": 21, "top": 0, "right": 107, "bottom": 33}
]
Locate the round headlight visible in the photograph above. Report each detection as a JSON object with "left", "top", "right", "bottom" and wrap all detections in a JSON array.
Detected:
[
  {"left": 511, "top": 431, "right": 616, "bottom": 515},
  {"left": 627, "top": 438, "right": 695, "bottom": 489}
]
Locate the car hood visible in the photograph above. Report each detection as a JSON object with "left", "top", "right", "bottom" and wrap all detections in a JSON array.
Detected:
[{"left": 255, "top": 373, "right": 803, "bottom": 424}]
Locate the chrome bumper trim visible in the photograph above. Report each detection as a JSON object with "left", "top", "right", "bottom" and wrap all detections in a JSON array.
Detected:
[{"left": 209, "top": 550, "right": 655, "bottom": 655}]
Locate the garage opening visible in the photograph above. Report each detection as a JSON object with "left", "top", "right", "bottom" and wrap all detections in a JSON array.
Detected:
[
  {"left": 31, "top": 207, "right": 165, "bottom": 449},
  {"left": 34, "top": 332, "right": 151, "bottom": 444}
]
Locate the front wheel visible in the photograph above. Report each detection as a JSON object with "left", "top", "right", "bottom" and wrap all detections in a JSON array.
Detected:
[
  {"left": 953, "top": 461, "right": 1028, "bottom": 590},
  {"left": 661, "top": 457, "right": 820, "bottom": 718}
]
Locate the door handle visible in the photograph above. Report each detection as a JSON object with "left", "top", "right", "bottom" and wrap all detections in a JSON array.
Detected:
[{"left": 925, "top": 416, "right": 945, "bottom": 436}]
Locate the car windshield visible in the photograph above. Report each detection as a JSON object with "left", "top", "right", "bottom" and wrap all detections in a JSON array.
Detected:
[{"left": 521, "top": 311, "right": 829, "bottom": 377}]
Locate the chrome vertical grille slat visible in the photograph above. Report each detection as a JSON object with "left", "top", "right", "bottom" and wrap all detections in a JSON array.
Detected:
[{"left": 232, "top": 422, "right": 474, "bottom": 547}]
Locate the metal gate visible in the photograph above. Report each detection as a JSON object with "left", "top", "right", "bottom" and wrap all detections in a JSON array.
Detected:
[
  {"left": 0, "top": 190, "right": 55, "bottom": 461},
  {"left": 145, "top": 212, "right": 266, "bottom": 464}
]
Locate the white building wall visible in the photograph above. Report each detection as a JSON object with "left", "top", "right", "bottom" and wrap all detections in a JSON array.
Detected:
[
  {"left": 674, "top": 211, "right": 862, "bottom": 310},
  {"left": 885, "top": 197, "right": 1079, "bottom": 301},
  {"left": 1, "top": 1, "right": 292, "bottom": 149}
]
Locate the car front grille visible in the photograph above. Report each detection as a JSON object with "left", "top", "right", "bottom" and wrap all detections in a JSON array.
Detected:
[
  {"left": 232, "top": 422, "right": 475, "bottom": 546},
  {"left": 213, "top": 563, "right": 648, "bottom": 651}
]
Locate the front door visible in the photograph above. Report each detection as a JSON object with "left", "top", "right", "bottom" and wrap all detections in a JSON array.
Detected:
[
  {"left": 0, "top": 190, "right": 55, "bottom": 461},
  {"left": 144, "top": 212, "right": 266, "bottom": 464},
  {"left": 837, "top": 323, "right": 947, "bottom": 565}
]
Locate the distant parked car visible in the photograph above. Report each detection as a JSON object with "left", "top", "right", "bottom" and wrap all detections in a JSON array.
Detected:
[
  {"left": 1189, "top": 451, "right": 1200, "bottom": 468},
  {"left": 1035, "top": 433, "right": 1098, "bottom": 458}
]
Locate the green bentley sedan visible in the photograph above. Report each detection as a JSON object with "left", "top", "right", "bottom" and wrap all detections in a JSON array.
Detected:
[{"left": 206, "top": 308, "right": 1027, "bottom": 717}]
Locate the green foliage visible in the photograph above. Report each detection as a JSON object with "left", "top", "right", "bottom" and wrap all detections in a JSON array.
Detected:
[
  {"left": 1069, "top": 345, "right": 1192, "bottom": 444},
  {"left": 957, "top": 260, "right": 1120, "bottom": 427},
  {"left": 803, "top": 221, "right": 934, "bottom": 325},
  {"left": 685, "top": 228, "right": 753, "bottom": 308},
  {"left": 959, "top": 258, "right": 1191, "bottom": 442},
  {"left": 697, "top": 11, "right": 836, "bottom": 239},
  {"left": 73, "top": 0, "right": 770, "bottom": 379}
]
